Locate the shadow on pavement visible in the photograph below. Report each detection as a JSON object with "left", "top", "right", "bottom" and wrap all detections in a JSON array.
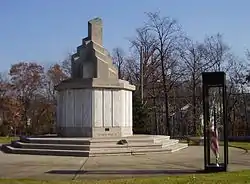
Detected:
[{"left": 46, "top": 169, "right": 203, "bottom": 175}]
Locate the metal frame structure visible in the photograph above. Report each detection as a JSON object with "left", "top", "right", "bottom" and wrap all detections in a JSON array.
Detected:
[{"left": 202, "top": 72, "right": 228, "bottom": 172}]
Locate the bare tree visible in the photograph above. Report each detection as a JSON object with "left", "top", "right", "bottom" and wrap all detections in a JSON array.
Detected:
[
  {"left": 178, "top": 38, "right": 207, "bottom": 135},
  {"left": 226, "top": 58, "right": 248, "bottom": 135},
  {"left": 143, "top": 12, "right": 183, "bottom": 136},
  {"left": 61, "top": 53, "right": 72, "bottom": 77},
  {"left": 245, "top": 49, "right": 250, "bottom": 82},
  {"left": 112, "top": 47, "right": 126, "bottom": 79},
  {"left": 203, "top": 33, "right": 230, "bottom": 71},
  {"left": 129, "top": 27, "right": 158, "bottom": 104},
  {"left": 122, "top": 57, "right": 140, "bottom": 84}
]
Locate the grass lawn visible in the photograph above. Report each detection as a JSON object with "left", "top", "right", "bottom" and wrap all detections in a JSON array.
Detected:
[
  {"left": 0, "top": 136, "right": 18, "bottom": 144},
  {"left": 0, "top": 170, "right": 250, "bottom": 184},
  {"left": 180, "top": 139, "right": 250, "bottom": 151},
  {"left": 227, "top": 142, "right": 250, "bottom": 151}
]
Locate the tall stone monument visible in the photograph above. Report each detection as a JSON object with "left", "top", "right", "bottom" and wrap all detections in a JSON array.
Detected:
[
  {"left": 55, "top": 18, "right": 135, "bottom": 138},
  {"left": 1, "top": 18, "right": 188, "bottom": 157}
]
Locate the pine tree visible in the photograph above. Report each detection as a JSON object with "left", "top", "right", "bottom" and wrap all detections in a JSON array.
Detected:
[{"left": 132, "top": 93, "right": 150, "bottom": 134}]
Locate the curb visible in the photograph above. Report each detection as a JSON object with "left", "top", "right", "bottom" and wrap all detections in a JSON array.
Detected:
[{"left": 229, "top": 145, "right": 248, "bottom": 153}]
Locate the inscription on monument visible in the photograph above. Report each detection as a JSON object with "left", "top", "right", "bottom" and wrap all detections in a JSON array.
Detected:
[{"left": 96, "top": 132, "right": 120, "bottom": 137}]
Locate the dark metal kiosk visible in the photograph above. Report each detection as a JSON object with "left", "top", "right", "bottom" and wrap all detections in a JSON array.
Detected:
[{"left": 202, "top": 72, "right": 228, "bottom": 172}]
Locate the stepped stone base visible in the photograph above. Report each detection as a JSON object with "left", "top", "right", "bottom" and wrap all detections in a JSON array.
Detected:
[{"left": 1, "top": 134, "right": 188, "bottom": 157}]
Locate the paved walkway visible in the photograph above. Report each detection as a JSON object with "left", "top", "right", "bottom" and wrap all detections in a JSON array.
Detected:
[{"left": 0, "top": 146, "right": 249, "bottom": 180}]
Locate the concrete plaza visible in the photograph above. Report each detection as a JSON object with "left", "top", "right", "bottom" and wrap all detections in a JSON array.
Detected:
[{"left": 0, "top": 146, "right": 249, "bottom": 180}]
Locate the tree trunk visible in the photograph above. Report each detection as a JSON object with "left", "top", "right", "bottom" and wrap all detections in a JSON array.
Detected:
[
  {"left": 243, "top": 91, "right": 248, "bottom": 135},
  {"left": 153, "top": 85, "right": 158, "bottom": 135},
  {"left": 160, "top": 53, "right": 170, "bottom": 136},
  {"left": 140, "top": 47, "right": 144, "bottom": 104},
  {"left": 192, "top": 74, "right": 197, "bottom": 135}
]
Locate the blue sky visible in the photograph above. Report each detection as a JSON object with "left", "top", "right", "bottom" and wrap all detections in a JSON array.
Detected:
[{"left": 0, "top": 0, "right": 249, "bottom": 72}]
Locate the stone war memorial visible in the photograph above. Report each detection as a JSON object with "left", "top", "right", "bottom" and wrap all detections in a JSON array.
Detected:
[
  {"left": 55, "top": 17, "right": 135, "bottom": 138},
  {"left": 1, "top": 18, "right": 187, "bottom": 157}
]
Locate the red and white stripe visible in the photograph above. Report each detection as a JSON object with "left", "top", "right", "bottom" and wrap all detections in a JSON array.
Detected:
[{"left": 210, "top": 127, "right": 219, "bottom": 156}]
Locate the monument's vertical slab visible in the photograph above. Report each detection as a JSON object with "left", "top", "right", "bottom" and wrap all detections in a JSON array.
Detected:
[
  {"left": 82, "top": 61, "right": 95, "bottom": 79},
  {"left": 55, "top": 17, "right": 135, "bottom": 137},
  {"left": 103, "top": 90, "right": 112, "bottom": 127},
  {"left": 67, "top": 90, "right": 75, "bottom": 128},
  {"left": 120, "top": 90, "right": 126, "bottom": 127},
  {"left": 57, "top": 89, "right": 93, "bottom": 137},
  {"left": 93, "top": 89, "right": 103, "bottom": 127},
  {"left": 82, "top": 89, "right": 92, "bottom": 127},
  {"left": 112, "top": 90, "right": 121, "bottom": 127},
  {"left": 88, "top": 18, "right": 103, "bottom": 45},
  {"left": 74, "top": 90, "right": 82, "bottom": 127},
  {"left": 128, "top": 91, "right": 133, "bottom": 128}
]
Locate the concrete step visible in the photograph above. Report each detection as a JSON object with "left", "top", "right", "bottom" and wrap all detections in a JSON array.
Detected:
[
  {"left": 90, "top": 143, "right": 188, "bottom": 156},
  {"left": 2, "top": 144, "right": 163, "bottom": 157},
  {"left": 20, "top": 135, "right": 162, "bottom": 145},
  {"left": 162, "top": 139, "right": 179, "bottom": 148},
  {"left": 165, "top": 143, "right": 188, "bottom": 152},
  {"left": 20, "top": 137, "right": 91, "bottom": 145},
  {"left": 90, "top": 145, "right": 162, "bottom": 152},
  {"left": 12, "top": 141, "right": 91, "bottom": 151},
  {"left": 153, "top": 135, "right": 170, "bottom": 143},
  {"left": 86, "top": 141, "right": 181, "bottom": 152},
  {"left": 1, "top": 144, "right": 90, "bottom": 157},
  {"left": 2, "top": 134, "right": 188, "bottom": 157},
  {"left": 12, "top": 141, "right": 165, "bottom": 151},
  {"left": 1, "top": 142, "right": 188, "bottom": 157},
  {"left": 80, "top": 135, "right": 165, "bottom": 144},
  {"left": 90, "top": 136, "right": 162, "bottom": 144}
]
